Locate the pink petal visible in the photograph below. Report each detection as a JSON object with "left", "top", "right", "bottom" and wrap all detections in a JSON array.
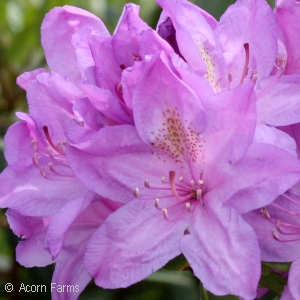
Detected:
[
  {"left": 6, "top": 209, "right": 53, "bottom": 267},
  {"left": 84, "top": 199, "right": 187, "bottom": 288},
  {"left": 181, "top": 204, "right": 260, "bottom": 299},
  {"left": 41, "top": 6, "right": 109, "bottom": 81},
  {"left": 215, "top": 0, "right": 278, "bottom": 86}
]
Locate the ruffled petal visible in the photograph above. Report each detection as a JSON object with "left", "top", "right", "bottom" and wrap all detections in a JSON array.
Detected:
[
  {"left": 84, "top": 199, "right": 187, "bottom": 288},
  {"left": 0, "top": 158, "right": 86, "bottom": 216},
  {"left": 6, "top": 209, "right": 53, "bottom": 267},
  {"left": 221, "top": 143, "right": 300, "bottom": 213},
  {"left": 215, "top": 0, "right": 278, "bottom": 86},
  {"left": 256, "top": 73, "right": 300, "bottom": 126},
  {"left": 41, "top": 5, "right": 109, "bottom": 81},
  {"left": 181, "top": 204, "right": 260, "bottom": 299}
]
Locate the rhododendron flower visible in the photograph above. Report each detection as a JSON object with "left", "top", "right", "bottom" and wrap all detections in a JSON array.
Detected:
[
  {"left": 0, "top": 70, "right": 122, "bottom": 299},
  {"left": 67, "top": 52, "right": 300, "bottom": 299},
  {"left": 41, "top": 4, "right": 174, "bottom": 126},
  {"left": 157, "top": 0, "right": 300, "bottom": 145},
  {"left": 2, "top": 0, "right": 300, "bottom": 299}
]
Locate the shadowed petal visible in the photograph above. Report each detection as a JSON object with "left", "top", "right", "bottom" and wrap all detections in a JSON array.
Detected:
[{"left": 6, "top": 209, "right": 53, "bottom": 267}]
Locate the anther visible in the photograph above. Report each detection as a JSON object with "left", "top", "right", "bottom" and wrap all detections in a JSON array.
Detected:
[
  {"left": 196, "top": 189, "right": 202, "bottom": 200},
  {"left": 272, "top": 230, "right": 279, "bottom": 240},
  {"left": 116, "top": 83, "right": 123, "bottom": 97},
  {"left": 276, "top": 55, "right": 281, "bottom": 68},
  {"left": 57, "top": 141, "right": 63, "bottom": 150},
  {"left": 198, "top": 180, "right": 204, "bottom": 185},
  {"left": 134, "top": 188, "right": 139, "bottom": 197},
  {"left": 40, "top": 166, "right": 46, "bottom": 177},
  {"left": 190, "top": 180, "right": 195, "bottom": 186},
  {"left": 155, "top": 198, "right": 160, "bottom": 209},
  {"left": 162, "top": 208, "right": 169, "bottom": 221},
  {"left": 250, "top": 70, "right": 258, "bottom": 82},
  {"left": 144, "top": 180, "right": 150, "bottom": 188},
  {"left": 33, "top": 153, "right": 39, "bottom": 165},
  {"left": 161, "top": 177, "right": 166, "bottom": 184},
  {"left": 179, "top": 176, "right": 184, "bottom": 182},
  {"left": 31, "top": 140, "right": 37, "bottom": 150},
  {"left": 261, "top": 207, "right": 270, "bottom": 219},
  {"left": 185, "top": 202, "right": 191, "bottom": 212},
  {"left": 282, "top": 58, "right": 287, "bottom": 69}
]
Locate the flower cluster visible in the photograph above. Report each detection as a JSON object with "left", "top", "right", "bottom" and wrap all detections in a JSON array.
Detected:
[{"left": 1, "top": 0, "right": 300, "bottom": 299}]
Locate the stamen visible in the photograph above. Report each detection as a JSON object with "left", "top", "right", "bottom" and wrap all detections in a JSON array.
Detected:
[
  {"left": 31, "top": 140, "right": 37, "bottom": 150},
  {"left": 43, "top": 126, "right": 65, "bottom": 156},
  {"left": 47, "top": 162, "right": 74, "bottom": 178},
  {"left": 144, "top": 180, "right": 150, "bottom": 188},
  {"left": 250, "top": 70, "right": 258, "bottom": 83},
  {"left": 282, "top": 193, "right": 300, "bottom": 207},
  {"left": 271, "top": 202, "right": 300, "bottom": 217},
  {"left": 239, "top": 43, "right": 250, "bottom": 84},
  {"left": 155, "top": 198, "right": 160, "bottom": 209},
  {"left": 275, "top": 220, "right": 300, "bottom": 236},
  {"left": 185, "top": 202, "right": 191, "bottom": 212},
  {"left": 261, "top": 207, "right": 270, "bottom": 219},
  {"left": 256, "top": 57, "right": 286, "bottom": 100},
  {"left": 40, "top": 166, "right": 46, "bottom": 177},
  {"left": 272, "top": 231, "right": 300, "bottom": 243},
  {"left": 162, "top": 208, "right": 169, "bottom": 221},
  {"left": 190, "top": 180, "right": 195, "bottom": 186},
  {"left": 169, "top": 171, "right": 195, "bottom": 201},
  {"left": 198, "top": 180, "right": 204, "bottom": 185},
  {"left": 161, "top": 177, "right": 166, "bottom": 184},
  {"left": 179, "top": 176, "right": 184, "bottom": 182},
  {"left": 33, "top": 153, "right": 39, "bottom": 165},
  {"left": 115, "top": 83, "right": 123, "bottom": 98},
  {"left": 282, "top": 57, "right": 287, "bottom": 69},
  {"left": 134, "top": 188, "right": 139, "bottom": 197},
  {"left": 196, "top": 189, "right": 202, "bottom": 200}
]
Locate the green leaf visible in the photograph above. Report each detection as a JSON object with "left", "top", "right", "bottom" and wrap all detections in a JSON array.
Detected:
[
  {"left": 259, "top": 267, "right": 287, "bottom": 295},
  {"left": 262, "top": 261, "right": 291, "bottom": 272},
  {"left": 163, "top": 254, "right": 190, "bottom": 271}
]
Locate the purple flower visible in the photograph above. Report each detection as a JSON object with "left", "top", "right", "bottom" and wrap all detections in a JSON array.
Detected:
[
  {"left": 41, "top": 4, "right": 174, "bottom": 126},
  {"left": 67, "top": 52, "right": 300, "bottom": 299},
  {"left": 0, "top": 70, "right": 122, "bottom": 299}
]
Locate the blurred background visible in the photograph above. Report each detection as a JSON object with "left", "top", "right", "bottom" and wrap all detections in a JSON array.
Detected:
[{"left": 0, "top": 0, "right": 275, "bottom": 299}]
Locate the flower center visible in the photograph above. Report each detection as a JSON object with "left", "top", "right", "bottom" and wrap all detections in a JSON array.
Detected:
[{"left": 134, "top": 170, "right": 205, "bottom": 221}]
